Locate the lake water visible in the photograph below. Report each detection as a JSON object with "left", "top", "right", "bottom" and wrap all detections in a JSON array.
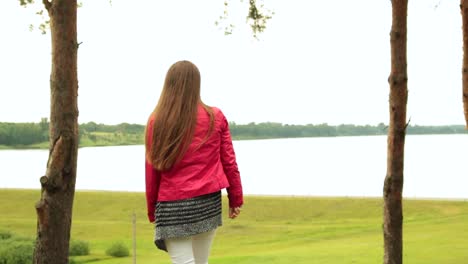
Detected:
[{"left": 0, "top": 135, "right": 467, "bottom": 199}]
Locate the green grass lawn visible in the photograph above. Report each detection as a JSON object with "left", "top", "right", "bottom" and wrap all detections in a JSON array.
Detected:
[
  {"left": 78, "top": 132, "right": 143, "bottom": 147},
  {"left": 0, "top": 189, "right": 467, "bottom": 263}
]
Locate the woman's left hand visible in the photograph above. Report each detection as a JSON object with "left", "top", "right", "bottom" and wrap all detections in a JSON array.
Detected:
[{"left": 229, "top": 207, "right": 241, "bottom": 219}]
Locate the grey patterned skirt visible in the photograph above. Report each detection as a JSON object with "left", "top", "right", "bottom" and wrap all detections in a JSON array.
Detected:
[{"left": 154, "top": 191, "right": 222, "bottom": 251}]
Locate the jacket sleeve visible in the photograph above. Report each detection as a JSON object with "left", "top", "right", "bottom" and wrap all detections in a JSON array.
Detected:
[
  {"left": 145, "top": 118, "right": 160, "bottom": 223},
  {"left": 219, "top": 112, "right": 243, "bottom": 208},
  {"left": 145, "top": 160, "right": 160, "bottom": 223}
]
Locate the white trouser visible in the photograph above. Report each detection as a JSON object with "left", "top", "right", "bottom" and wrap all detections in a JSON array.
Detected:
[{"left": 165, "top": 229, "right": 217, "bottom": 264}]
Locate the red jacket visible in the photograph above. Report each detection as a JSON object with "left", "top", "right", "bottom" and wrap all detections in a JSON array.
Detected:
[{"left": 145, "top": 105, "right": 243, "bottom": 222}]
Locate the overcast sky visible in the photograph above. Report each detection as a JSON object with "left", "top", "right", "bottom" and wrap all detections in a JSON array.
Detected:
[{"left": 0, "top": 0, "right": 464, "bottom": 126}]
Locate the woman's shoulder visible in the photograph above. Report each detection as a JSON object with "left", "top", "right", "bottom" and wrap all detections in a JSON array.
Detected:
[
  {"left": 146, "top": 113, "right": 155, "bottom": 126},
  {"left": 199, "top": 104, "right": 229, "bottom": 125},
  {"left": 208, "top": 106, "right": 225, "bottom": 118}
]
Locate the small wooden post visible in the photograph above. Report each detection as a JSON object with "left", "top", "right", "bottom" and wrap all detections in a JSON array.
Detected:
[{"left": 132, "top": 212, "right": 136, "bottom": 264}]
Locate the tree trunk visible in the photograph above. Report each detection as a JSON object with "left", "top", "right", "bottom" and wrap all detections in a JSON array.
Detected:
[
  {"left": 383, "top": 0, "right": 408, "bottom": 264},
  {"left": 461, "top": 0, "right": 468, "bottom": 128},
  {"left": 33, "top": 0, "right": 79, "bottom": 263}
]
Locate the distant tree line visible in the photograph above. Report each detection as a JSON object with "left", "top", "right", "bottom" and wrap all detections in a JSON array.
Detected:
[
  {"left": 0, "top": 119, "right": 466, "bottom": 147},
  {"left": 229, "top": 122, "right": 467, "bottom": 139},
  {"left": 0, "top": 119, "right": 144, "bottom": 147},
  {"left": 0, "top": 118, "right": 49, "bottom": 146},
  {"left": 79, "top": 121, "right": 143, "bottom": 134}
]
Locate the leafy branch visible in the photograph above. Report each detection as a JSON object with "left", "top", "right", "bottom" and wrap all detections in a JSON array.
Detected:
[
  {"left": 247, "top": 0, "right": 273, "bottom": 38},
  {"left": 216, "top": 0, "right": 273, "bottom": 38}
]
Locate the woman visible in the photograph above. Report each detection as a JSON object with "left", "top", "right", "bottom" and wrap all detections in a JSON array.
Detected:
[{"left": 145, "top": 60, "right": 243, "bottom": 264}]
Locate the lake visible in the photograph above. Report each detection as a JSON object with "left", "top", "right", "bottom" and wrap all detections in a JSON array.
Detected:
[{"left": 0, "top": 135, "right": 466, "bottom": 199}]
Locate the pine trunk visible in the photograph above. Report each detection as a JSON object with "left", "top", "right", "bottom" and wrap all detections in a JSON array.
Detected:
[
  {"left": 33, "top": 0, "right": 79, "bottom": 263},
  {"left": 383, "top": 0, "right": 408, "bottom": 264},
  {"left": 461, "top": 0, "right": 468, "bottom": 128}
]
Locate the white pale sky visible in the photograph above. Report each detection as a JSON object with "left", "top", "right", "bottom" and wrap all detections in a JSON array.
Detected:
[{"left": 0, "top": 0, "right": 464, "bottom": 126}]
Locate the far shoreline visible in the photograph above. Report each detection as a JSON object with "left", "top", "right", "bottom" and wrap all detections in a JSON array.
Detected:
[{"left": 1, "top": 133, "right": 466, "bottom": 151}]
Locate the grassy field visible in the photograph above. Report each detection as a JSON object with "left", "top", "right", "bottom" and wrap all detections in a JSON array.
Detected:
[
  {"left": 0, "top": 189, "right": 467, "bottom": 263},
  {"left": 78, "top": 132, "right": 143, "bottom": 148}
]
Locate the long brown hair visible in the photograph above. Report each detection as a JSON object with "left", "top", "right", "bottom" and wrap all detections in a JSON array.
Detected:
[{"left": 146, "top": 61, "right": 214, "bottom": 171}]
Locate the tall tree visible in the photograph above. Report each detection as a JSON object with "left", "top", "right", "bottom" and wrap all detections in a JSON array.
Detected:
[
  {"left": 383, "top": 0, "right": 408, "bottom": 264},
  {"left": 32, "top": 0, "right": 79, "bottom": 263},
  {"left": 461, "top": 0, "right": 468, "bottom": 128}
]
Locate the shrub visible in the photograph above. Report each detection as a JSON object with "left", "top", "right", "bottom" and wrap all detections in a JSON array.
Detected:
[
  {"left": 0, "top": 239, "right": 34, "bottom": 264},
  {"left": 105, "top": 242, "right": 129, "bottom": 258},
  {"left": 69, "top": 240, "right": 90, "bottom": 256},
  {"left": 0, "top": 243, "right": 7, "bottom": 264},
  {"left": 0, "top": 230, "right": 12, "bottom": 240}
]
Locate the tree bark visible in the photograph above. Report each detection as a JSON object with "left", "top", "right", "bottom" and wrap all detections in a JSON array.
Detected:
[
  {"left": 33, "top": 0, "right": 79, "bottom": 263},
  {"left": 383, "top": 0, "right": 408, "bottom": 264},
  {"left": 461, "top": 0, "right": 468, "bottom": 128}
]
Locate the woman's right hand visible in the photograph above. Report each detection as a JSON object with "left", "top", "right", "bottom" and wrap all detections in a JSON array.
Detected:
[{"left": 229, "top": 207, "right": 241, "bottom": 219}]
